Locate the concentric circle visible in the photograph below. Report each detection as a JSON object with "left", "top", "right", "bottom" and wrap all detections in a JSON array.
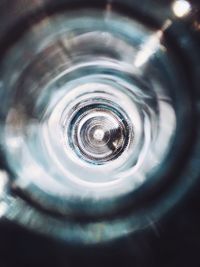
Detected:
[
  {"left": 1, "top": 10, "right": 177, "bottom": 204},
  {"left": 1, "top": 5, "right": 198, "bottom": 245},
  {"left": 68, "top": 103, "right": 131, "bottom": 164}
]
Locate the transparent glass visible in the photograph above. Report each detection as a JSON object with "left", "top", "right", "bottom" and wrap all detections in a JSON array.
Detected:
[
  {"left": 1, "top": 11, "right": 176, "bottom": 209},
  {"left": 0, "top": 1, "right": 199, "bottom": 245}
]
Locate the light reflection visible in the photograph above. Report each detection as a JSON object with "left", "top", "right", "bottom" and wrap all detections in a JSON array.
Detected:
[
  {"left": 0, "top": 202, "right": 7, "bottom": 217},
  {"left": 0, "top": 171, "right": 8, "bottom": 217},
  {"left": 134, "top": 20, "right": 172, "bottom": 68},
  {"left": 172, "top": 0, "right": 191, "bottom": 18},
  {"left": 134, "top": 30, "right": 163, "bottom": 68},
  {"left": 0, "top": 171, "right": 8, "bottom": 195}
]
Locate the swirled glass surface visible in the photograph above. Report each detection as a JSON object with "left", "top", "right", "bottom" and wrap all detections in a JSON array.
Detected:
[{"left": 0, "top": 0, "right": 199, "bottom": 247}]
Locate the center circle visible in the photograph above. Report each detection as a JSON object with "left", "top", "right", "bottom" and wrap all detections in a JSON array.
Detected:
[{"left": 68, "top": 102, "right": 132, "bottom": 165}]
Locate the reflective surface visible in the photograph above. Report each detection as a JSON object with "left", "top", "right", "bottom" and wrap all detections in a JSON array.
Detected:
[
  {"left": 0, "top": 0, "right": 199, "bottom": 247},
  {"left": 1, "top": 10, "right": 177, "bottom": 210}
]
